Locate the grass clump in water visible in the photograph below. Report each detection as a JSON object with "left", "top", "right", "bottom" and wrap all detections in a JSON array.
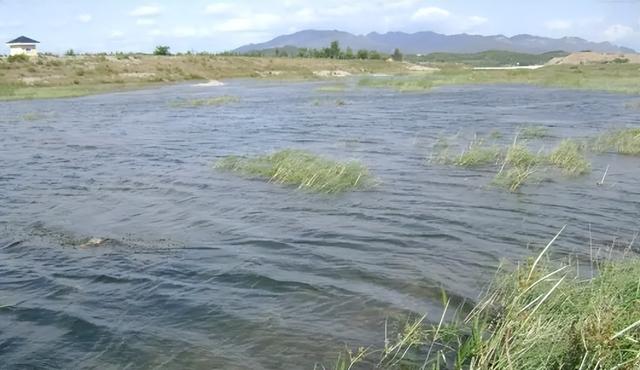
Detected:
[
  {"left": 519, "top": 126, "right": 550, "bottom": 139},
  {"left": 548, "top": 139, "right": 590, "bottom": 175},
  {"left": 332, "top": 230, "right": 640, "bottom": 370},
  {"left": 441, "top": 140, "right": 502, "bottom": 167},
  {"left": 592, "top": 128, "right": 640, "bottom": 156},
  {"left": 492, "top": 143, "right": 543, "bottom": 191},
  {"left": 316, "top": 84, "right": 347, "bottom": 93},
  {"left": 358, "top": 76, "right": 433, "bottom": 92},
  {"left": 170, "top": 95, "right": 239, "bottom": 108},
  {"left": 216, "top": 149, "right": 372, "bottom": 193}
]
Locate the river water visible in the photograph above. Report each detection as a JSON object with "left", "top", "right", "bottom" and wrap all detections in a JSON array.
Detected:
[{"left": 1, "top": 80, "right": 639, "bottom": 369}]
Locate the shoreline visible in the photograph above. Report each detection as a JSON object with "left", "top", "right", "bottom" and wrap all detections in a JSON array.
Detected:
[{"left": 1, "top": 55, "right": 639, "bottom": 101}]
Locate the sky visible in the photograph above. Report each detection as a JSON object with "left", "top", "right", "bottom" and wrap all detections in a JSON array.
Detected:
[{"left": 0, "top": 0, "right": 639, "bottom": 54}]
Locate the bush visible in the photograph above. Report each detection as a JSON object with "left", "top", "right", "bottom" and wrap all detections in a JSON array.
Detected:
[
  {"left": 7, "top": 54, "right": 30, "bottom": 63},
  {"left": 154, "top": 45, "right": 171, "bottom": 56}
]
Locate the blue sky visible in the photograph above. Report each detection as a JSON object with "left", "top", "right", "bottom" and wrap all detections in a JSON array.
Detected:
[{"left": 1, "top": 0, "right": 639, "bottom": 53}]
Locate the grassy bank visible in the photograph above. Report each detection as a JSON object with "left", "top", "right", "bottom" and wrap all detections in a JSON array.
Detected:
[
  {"left": 0, "top": 54, "right": 406, "bottom": 100},
  {"left": 359, "top": 63, "right": 640, "bottom": 94},
  {"left": 216, "top": 149, "right": 373, "bottom": 193},
  {"left": 335, "top": 231, "right": 640, "bottom": 369},
  {"left": 1, "top": 54, "right": 639, "bottom": 100}
]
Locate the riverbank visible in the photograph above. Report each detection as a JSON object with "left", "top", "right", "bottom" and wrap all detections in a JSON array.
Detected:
[
  {"left": 0, "top": 55, "right": 407, "bottom": 100},
  {"left": 1, "top": 55, "right": 640, "bottom": 100},
  {"left": 336, "top": 234, "right": 640, "bottom": 370}
]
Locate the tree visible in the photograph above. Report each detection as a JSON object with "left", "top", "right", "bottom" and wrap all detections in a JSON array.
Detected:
[
  {"left": 392, "top": 48, "right": 403, "bottom": 61},
  {"left": 369, "top": 50, "right": 382, "bottom": 60},
  {"left": 327, "top": 40, "right": 341, "bottom": 59},
  {"left": 65, "top": 49, "right": 76, "bottom": 57},
  {"left": 345, "top": 47, "right": 354, "bottom": 59},
  {"left": 154, "top": 45, "right": 171, "bottom": 56},
  {"left": 356, "top": 49, "right": 369, "bottom": 60}
]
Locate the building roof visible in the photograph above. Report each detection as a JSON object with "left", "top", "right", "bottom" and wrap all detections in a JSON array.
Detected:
[{"left": 7, "top": 36, "right": 40, "bottom": 44}]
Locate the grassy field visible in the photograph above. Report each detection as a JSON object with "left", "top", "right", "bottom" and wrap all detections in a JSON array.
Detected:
[
  {"left": 359, "top": 63, "right": 640, "bottom": 94},
  {"left": 406, "top": 50, "right": 568, "bottom": 67},
  {"left": 1, "top": 54, "right": 639, "bottom": 100},
  {"left": 334, "top": 230, "right": 640, "bottom": 370},
  {"left": 0, "top": 54, "right": 407, "bottom": 100}
]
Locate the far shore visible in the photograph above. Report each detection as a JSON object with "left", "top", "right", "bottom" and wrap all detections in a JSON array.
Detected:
[{"left": 1, "top": 54, "right": 640, "bottom": 100}]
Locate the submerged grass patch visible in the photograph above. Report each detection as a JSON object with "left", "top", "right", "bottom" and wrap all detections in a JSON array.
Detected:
[
  {"left": 333, "top": 231, "right": 640, "bottom": 370},
  {"left": 216, "top": 149, "right": 372, "bottom": 193},
  {"left": 519, "top": 126, "right": 550, "bottom": 139},
  {"left": 548, "top": 139, "right": 590, "bottom": 175},
  {"left": 436, "top": 137, "right": 591, "bottom": 192},
  {"left": 592, "top": 128, "right": 640, "bottom": 156},
  {"left": 315, "top": 84, "right": 347, "bottom": 93},
  {"left": 169, "top": 95, "right": 239, "bottom": 108},
  {"left": 438, "top": 140, "right": 502, "bottom": 167},
  {"left": 358, "top": 76, "right": 434, "bottom": 92}
]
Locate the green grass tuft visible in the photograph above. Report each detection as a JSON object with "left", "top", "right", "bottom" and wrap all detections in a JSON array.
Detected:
[
  {"left": 332, "top": 231, "right": 640, "bottom": 369},
  {"left": 445, "top": 142, "right": 502, "bottom": 167},
  {"left": 592, "top": 128, "right": 640, "bottom": 156},
  {"left": 316, "top": 84, "right": 347, "bottom": 93},
  {"left": 358, "top": 76, "right": 434, "bottom": 92},
  {"left": 548, "top": 139, "right": 590, "bottom": 175},
  {"left": 519, "top": 126, "right": 550, "bottom": 139},
  {"left": 169, "top": 95, "right": 239, "bottom": 108},
  {"left": 437, "top": 136, "right": 595, "bottom": 192},
  {"left": 216, "top": 149, "right": 373, "bottom": 193}
]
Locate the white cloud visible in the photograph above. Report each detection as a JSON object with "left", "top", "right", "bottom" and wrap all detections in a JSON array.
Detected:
[
  {"left": 129, "top": 5, "right": 162, "bottom": 17},
  {"left": 76, "top": 14, "right": 92, "bottom": 23},
  {"left": 545, "top": 19, "right": 573, "bottom": 31},
  {"left": 109, "top": 30, "right": 125, "bottom": 39},
  {"left": 137, "top": 18, "right": 156, "bottom": 26},
  {"left": 205, "top": 3, "right": 236, "bottom": 15},
  {"left": 467, "top": 16, "right": 488, "bottom": 27},
  {"left": 603, "top": 24, "right": 634, "bottom": 41},
  {"left": 412, "top": 7, "right": 450, "bottom": 21},
  {"left": 215, "top": 14, "right": 281, "bottom": 32}
]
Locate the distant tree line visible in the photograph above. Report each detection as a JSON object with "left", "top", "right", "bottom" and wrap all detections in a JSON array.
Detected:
[{"left": 228, "top": 41, "right": 404, "bottom": 61}]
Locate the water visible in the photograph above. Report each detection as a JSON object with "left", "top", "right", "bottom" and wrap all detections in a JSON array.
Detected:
[{"left": 1, "top": 81, "right": 639, "bottom": 369}]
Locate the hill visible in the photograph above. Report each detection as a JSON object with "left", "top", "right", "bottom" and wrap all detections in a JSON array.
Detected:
[{"left": 234, "top": 30, "right": 635, "bottom": 55}]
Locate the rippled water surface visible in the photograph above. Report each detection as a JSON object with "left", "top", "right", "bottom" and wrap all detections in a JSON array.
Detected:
[{"left": 1, "top": 81, "right": 639, "bottom": 369}]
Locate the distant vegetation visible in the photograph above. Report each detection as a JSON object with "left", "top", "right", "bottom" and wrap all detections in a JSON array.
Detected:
[
  {"left": 1, "top": 50, "right": 639, "bottom": 100},
  {"left": 406, "top": 50, "right": 569, "bottom": 67},
  {"left": 153, "top": 45, "right": 171, "bottom": 56},
  {"left": 216, "top": 149, "right": 373, "bottom": 193},
  {"left": 169, "top": 96, "right": 239, "bottom": 108},
  {"left": 358, "top": 63, "right": 640, "bottom": 94},
  {"left": 232, "top": 40, "right": 391, "bottom": 60}
]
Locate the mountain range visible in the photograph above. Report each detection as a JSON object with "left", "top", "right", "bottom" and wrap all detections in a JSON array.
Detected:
[{"left": 234, "top": 30, "right": 635, "bottom": 55}]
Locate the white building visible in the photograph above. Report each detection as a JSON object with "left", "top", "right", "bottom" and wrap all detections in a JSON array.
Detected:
[{"left": 6, "top": 36, "right": 40, "bottom": 56}]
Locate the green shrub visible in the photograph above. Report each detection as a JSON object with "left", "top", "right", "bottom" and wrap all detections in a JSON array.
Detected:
[
  {"left": 7, "top": 54, "right": 30, "bottom": 63},
  {"left": 154, "top": 45, "right": 171, "bottom": 56}
]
